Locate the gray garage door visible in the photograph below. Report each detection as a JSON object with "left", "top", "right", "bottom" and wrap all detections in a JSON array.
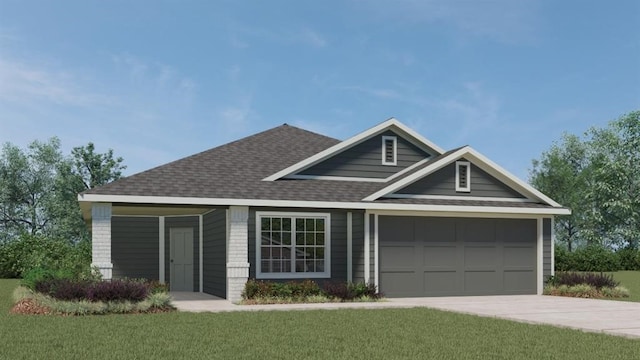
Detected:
[{"left": 379, "top": 216, "right": 537, "bottom": 297}]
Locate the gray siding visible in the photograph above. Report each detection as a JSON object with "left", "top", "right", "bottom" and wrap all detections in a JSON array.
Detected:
[
  {"left": 299, "top": 130, "right": 432, "bottom": 179},
  {"left": 396, "top": 160, "right": 525, "bottom": 198},
  {"left": 248, "top": 207, "right": 350, "bottom": 284},
  {"left": 202, "top": 210, "right": 227, "bottom": 298},
  {"left": 352, "top": 211, "right": 365, "bottom": 283},
  {"left": 369, "top": 214, "right": 375, "bottom": 283},
  {"left": 165, "top": 216, "right": 199, "bottom": 292},
  {"left": 543, "top": 218, "right": 552, "bottom": 279},
  {"left": 112, "top": 216, "right": 159, "bottom": 280}
]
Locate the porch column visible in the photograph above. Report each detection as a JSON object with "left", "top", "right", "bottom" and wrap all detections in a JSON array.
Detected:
[
  {"left": 227, "top": 206, "right": 250, "bottom": 303},
  {"left": 91, "top": 203, "right": 113, "bottom": 279}
]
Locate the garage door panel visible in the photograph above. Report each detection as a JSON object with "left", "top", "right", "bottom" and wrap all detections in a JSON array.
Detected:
[
  {"left": 380, "top": 245, "right": 415, "bottom": 269},
  {"left": 379, "top": 216, "right": 414, "bottom": 242},
  {"left": 464, "top": 271, "right": 498, "bottom": 293},
  {"left": 503, "top": 271, "right": 536, "bottom": 293},
  {"left": 424, "top": 271, "right": 458, "bottom": 295},
  {"left": 380, "top": 272, "right": 420, "bottom": 296},
  {"left": 458, "top": 219, "right": 496, "bottom": 242},
  {"left": 497, "top": 219, "right": 536, "bottom": 243},
  {"left": 464, "top": 246, "right": 497, "bottom": 268},
  {"left": 417, "top": 218, "right": 456, "bottom": 242},
  {"left": 503, "top": 246, "right": 536, "bottom": 267},
  {"left": 423, "top": 245, "right": 457, "bottom": 268}
]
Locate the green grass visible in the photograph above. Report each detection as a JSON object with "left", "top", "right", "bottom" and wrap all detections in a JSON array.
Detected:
[
  {"left": 611, "top": 271, "right": 640, "bottom": 302},
  {"left": 1, "top": 279, "right": 639, "bottom": 359}
]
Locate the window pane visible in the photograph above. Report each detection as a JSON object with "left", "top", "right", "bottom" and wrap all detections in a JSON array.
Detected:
[
  {"left": 306, "top": 260, "right": 315, "bottom": 272},
  {"left": 271, "top": 232, "right": 282, "bottom": 245},
  {"left": 296, "top": 218, "right": 304, "bottom": 230},
  {"left": 272, "top": 218, "right": 281, "bottom": 231},
  {"left": 261, "top": 232, "right": 271, "bottom": 245},
  {"left": 283, "top": 247, "right": 291, "bottom": 260},
  {"left": 316, "top": 219, "right": 325, "bottom": 231},
  {"left": 316, "top": 247, "right": 324, "bottom": 259},
  {"left": 306, "top": 218, "right": 315, "bottom": 231},
  {"left": 316, "top": 232, "right": 324, "bottom": 245},
  {"left": 295, "top": 232, "right": 304, "bottom": 245},
  {"left": 282, "top": 232, "right": 291, "bottom": 245},
  {"left": 261, "top": 247, "right": 270, "bottom": 260},
  {"left": 296, "top": 249, "right": 305, "bottom": 260},
  {"left": 316, "top": 260, "right": 324, "bottom": 272},
  {"left": 261, "top": 261, "right": 270, "bottom": 273},
  {"left": 261, "top": 218, "right": 271, "bottom": 231},
  {"left": 306, "top": 232, "right": 314, "bottom": 245},
  {"left": 283, "top": 261, "right": 292, "bottom": 272},
  {"left": 282, "top": 218, "right": 291, "bottom": 231},
  {"left": 272, "top": 261, "right": 281, "bottom": 273},
  {"left": 295, "top": 260, "right": 305, "bottom": 272},
  {"left": 272, "top": 247, "right": 282, "bottom": 259}
]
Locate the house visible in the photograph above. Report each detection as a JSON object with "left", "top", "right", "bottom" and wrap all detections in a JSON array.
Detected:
[{"left": 78, "top": 118, "right": 569, "bottom": 302}]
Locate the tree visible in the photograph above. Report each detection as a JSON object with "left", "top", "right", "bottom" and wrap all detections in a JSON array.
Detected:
[{"left": 530, "top": 110, "right": 640, "bottom": 250}]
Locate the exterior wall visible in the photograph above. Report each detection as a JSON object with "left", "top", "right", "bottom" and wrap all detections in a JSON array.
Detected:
[
  {"left": 111, "top": 216, "right": 159, "bottom": 280},
  {"left": 352, "top": 211, "right": 365, "bottom": 283},
  {"left": 298, "top": 130, "right": 432, "bottom": 179},
  {"left": 165, "top": 216, "right": 200, "bottom": 292},
  {"left": 202, "top": 210, "right": 227, "bottom": 298},
  {"left": 543, "top": 218, "right": 552, "bottom": 279},
  {"left": 248, "top": 207, "right": 353, "bottom": 284},
  {"left": 396, "top": 160, "right": 525, "bottom": 198}
]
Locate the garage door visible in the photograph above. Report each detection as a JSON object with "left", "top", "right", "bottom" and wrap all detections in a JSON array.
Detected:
[{"left": 379, "top": 216, "right": 537, "bottom": 297}]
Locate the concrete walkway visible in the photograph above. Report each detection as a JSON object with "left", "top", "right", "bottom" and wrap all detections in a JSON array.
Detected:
[{"left": 170, "top": 292, "right": 640, "bottom": 339}]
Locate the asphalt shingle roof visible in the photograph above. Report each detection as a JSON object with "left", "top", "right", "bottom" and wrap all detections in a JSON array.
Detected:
[{"left": 85, "top": 124, "right": 559, "bottom": 210}]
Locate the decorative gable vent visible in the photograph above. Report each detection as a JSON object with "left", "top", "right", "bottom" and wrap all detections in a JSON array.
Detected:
[
  {"left": 382, "top": 136, "right": 397, "bottom": 166},
  {"left": 456, "top": 161, "right": 471, "bottom": 192}
]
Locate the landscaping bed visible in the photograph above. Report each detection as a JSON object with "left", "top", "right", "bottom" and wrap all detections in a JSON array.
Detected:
[
  {"left": 544, "top": 272, "right": 630, "bottom": 299},
  {"left": 240, "top": 279, "right": 384, "bottom": 304},
  {"left": 11, "top": 268, "right": 174, "bottom": 315}
]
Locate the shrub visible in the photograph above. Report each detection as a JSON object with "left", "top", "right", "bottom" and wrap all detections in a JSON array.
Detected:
[
  {"left": 323, "top": 282, "right": 382, "bottom": 301},
  {"left": 21, "top": 267, "right": 76, "bottom": 290},
  {"left": 554, "top": 245, "right": 623, "bottom": 272},
  {"left": 144, "top": 279, "right": 170, "bottom": 294},
  {"left": 616, "top": 247, "right": 640, "bottom": 270},
  {"left": 289, "top": 279, "right": 323, "bottom": 298},
  {"left": 548, "top": 272, "right": 619, "bottom": 289},
  {"left": 35, "top": 278, "right": 90, "bottom": 301},
  {"left": 87, "top": 279, "right": 149, "bottom": 303}
]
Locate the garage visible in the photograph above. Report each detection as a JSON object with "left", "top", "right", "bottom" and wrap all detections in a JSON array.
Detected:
[{"left": 379, "top": 216, "right": 537, "bottom": 297}]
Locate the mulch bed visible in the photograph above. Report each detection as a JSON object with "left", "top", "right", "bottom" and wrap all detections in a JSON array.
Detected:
[{"left": 10, "top": 298, "right": 52, "bottom": 315}]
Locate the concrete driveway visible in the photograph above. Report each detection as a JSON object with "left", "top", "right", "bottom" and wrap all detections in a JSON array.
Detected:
[{"left": 171, "top": 293, "right": 640, "bottom": 339}]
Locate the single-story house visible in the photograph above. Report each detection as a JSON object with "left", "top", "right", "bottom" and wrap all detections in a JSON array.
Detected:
[{"left": 79, "top": 118, "right": 569, "bottom": 302}]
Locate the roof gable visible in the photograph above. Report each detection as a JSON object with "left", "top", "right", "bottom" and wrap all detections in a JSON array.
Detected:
[
  {"left": 364, "top": 146, "right": 563, "bottom": 207},
  {"left": 263, "top": 118, "right": 445, "bottom": 182}
]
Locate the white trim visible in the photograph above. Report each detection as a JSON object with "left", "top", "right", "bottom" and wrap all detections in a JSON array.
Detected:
[
  {"left": 262, "top": 118, "right": 445, "bottom": 181},
  {"left": 455, "top": 161, "right": 471, "bottom": 192},
  {"left": 158, "top": 216, "right": 165, "bottom": 284},
  {"left": 384, "top": 194, "right": 536, "bottom": 203},
  {"left": 284, "top": 158, "right": 433, "bottom": 183},
  {"left": 368, "top": 209, "right": 548, "bottom": 219},
  {"left": 286, "top": 174, "right": 388, "bottom": 182},
  {"left": 551, "top": 217, "right": 555, "bottom": 276},
  {"left": 225, "top": 208, "right": 230, "bottom": 299},
  {"left": 199, "top": 214, "right": 203, "bottom": 293},
  {"left": 374, "top": 214, "right": 379, "bottom": 289},
  {"left": 537, "top": 218, "right": 544, "bottom": 295},
  {"left": 255, "top": 211, "right": 331, "bottom": 279},
  {"left": 347, "top": 212, "right": 353, "bottom": 283},
  {"left": 363, "top": 146, "right": 565, "bottom": 208},
  {"left": 79, "top": 194, "right": 570, "bottom": 215},
  {"left": 381, "top": 136, "right": 397, "bottom": 166},
  {"left": 364, "top": 211, "right": 370, "bottom": 283}
]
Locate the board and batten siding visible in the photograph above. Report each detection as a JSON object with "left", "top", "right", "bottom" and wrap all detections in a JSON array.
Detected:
[
  {"left": 396, "top": 160, "right": 525, "bottom": 198},
  {"left": 248, "top": 207, "right": 357, "bottom": 284},
  {"left": 298, "top": 130, "right": 432, "bottom": 179},
  {"left": 165, "top": 216, "right": 199, "bottom": 292},
  {"left": 543, "top": 218, "right": 552, "bottom": 279},
  {"left": 202, "top": 210, "right": 227, "bottom": 298},
  {"left": 111, "top": 216, "right": 159, "bottom": 280}
]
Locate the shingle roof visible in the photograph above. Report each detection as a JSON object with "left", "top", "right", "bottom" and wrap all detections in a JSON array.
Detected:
[{"left": 84, "top": 124, "right": 561, "bottom": 211}]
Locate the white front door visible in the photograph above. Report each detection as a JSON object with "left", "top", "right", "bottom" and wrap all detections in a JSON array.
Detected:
[{"left": 170, "top": 227, "right": 194, "bottom": 291}]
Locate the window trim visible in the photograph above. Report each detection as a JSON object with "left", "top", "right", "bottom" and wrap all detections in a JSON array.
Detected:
[
  {"left": 255, "top": 211, "right": 331, "bottom": 279},
  {"left": 381, "top": 136, "right": 397, "bottom": 166},
  {"left": 456, "top": 161, "right": 471, "bottom": 192}
]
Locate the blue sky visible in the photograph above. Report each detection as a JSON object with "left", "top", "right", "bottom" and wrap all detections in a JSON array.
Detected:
[{"left": 1, "top": 0, "right": 638, "bottom": 180}]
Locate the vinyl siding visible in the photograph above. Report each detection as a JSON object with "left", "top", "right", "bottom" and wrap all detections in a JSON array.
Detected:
[
  {"left": 248, "top": 207, "right": 350, "bottom": 284},
  {"left": 112, "top": 216, "right": 159, "bottom": 280},
  {"left": 352, "top": 211, "right": 366, "bottom": 283},
  {"left": 203, "top": 210, "right": 227, "bottom": 298},
  {"left": 396, "top": 160, "right": 526, "bottom": 198},
  {"left": 165, "top": 216, "right": 199, "bottom": 292},
  {"left": 543, "top": 218, "right": 552, "bottom": 278},
  {"left": 298, "top": 130, "right": 432, "bottom": 179}
]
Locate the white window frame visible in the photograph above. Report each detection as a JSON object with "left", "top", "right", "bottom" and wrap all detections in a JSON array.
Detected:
[
  {"left": 256, "top": 211, "right": 331, "bottom": 279},
  {"left": 381, "top": 136, "right": 397, "bottom": 166},
  {"left": 456, "top": 161, "right": 471, "bottom": 192}
]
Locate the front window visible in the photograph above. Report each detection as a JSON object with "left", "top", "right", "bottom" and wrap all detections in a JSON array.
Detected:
[{"left": 256, "top": 212, "right": 331, "bottom": 279}]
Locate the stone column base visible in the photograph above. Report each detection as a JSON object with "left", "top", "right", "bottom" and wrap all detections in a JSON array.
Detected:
[
  {"left": 92, "top": 262, "right": 113, "bottom": 280},
  {"left": 227, "top": 262, "right": 250, "bottom": 303}
]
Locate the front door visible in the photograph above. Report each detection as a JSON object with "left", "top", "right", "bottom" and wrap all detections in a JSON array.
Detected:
[{"left": 170, "top": 227, "right": 194, "bottom": 291}]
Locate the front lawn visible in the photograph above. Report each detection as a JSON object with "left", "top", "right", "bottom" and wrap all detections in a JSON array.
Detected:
[
  {"left": 611, "top": 271, "right": 640, "bottom": 302},
  {"left": 2, "top": 279, "right": 639, "bottom": 359}
]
